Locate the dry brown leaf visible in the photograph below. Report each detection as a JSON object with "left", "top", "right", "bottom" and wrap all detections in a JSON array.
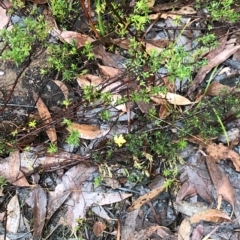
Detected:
[
  {"left": 60, "top": 31, "right": 94, "bottom": 48},
  {"left": 52, "top": 80, "right": 69, "bottom": 99},
  {"left": 127, "top": 185, "right": 165, "bottom": 212},
  {"left": 6, "top": 195, "right": 20, "bottom": 233},
  {"left": 111, "top": 38, "right": 130, "bottom": 49},
  {"left": 98, "top": 64, "right": 122, "bottom": 78},
  {"left": 206, "top": 143, "right": 240, "bottom": 171},
  {"left": 159, "top": 101, "right": 171, "bottom": 119},
  {"left": 32, "top": 91, "right": 57, "bottom": 143},
  {"left": 178, "top": 218, "right": 191, "bottom": 240},
  {"left": 145, "top": 43, "right": 164, "bottom": 55},
  {"left": 151, "top": 92, "right": 194, "bottom": 105},
  {"left": 207, "top": 35, "right": 228, "bottom": 61},
  {"left": 205, "top": 82, "right": 233, "bottom": 96},
  {"left": 67, "top": 123, "right": 109, "bottom": 140},
  {"left": 77, "top": 74, "right": 103, "bottom": 88},
  {"left": 189, "top": 209, "right": 232, "bottom": 224},
  {"left": 0, "top": 150, "right": 29, "bottom": 187},
  {"left": 206, "top": 155, "right": 235, "bottom": 208},
  {"left": 93, "top": 45, "right": 126, "bottom": 69},
  {"left": 136, "top": 101, "right": 154, "bottom": 114},
  {"left": 187, "top": 45, "right": 240, "bottom": 96},
  {"left": 177, "top": 166, "right": 213, "bottom": 204},
  {"left": 93, "top": 221, "right": 106, "bottom": 237},
  {"left": 143, "top": 39, "right": 170, "bottom": 49},
  {"left": 33, "top": 186, "right": 47, "bottom": 238},
  {"left": 177, "top": 181, "right": 197, "bottom": 201}
]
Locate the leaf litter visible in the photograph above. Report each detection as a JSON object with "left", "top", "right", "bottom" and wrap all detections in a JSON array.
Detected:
[{"left": 1, "top": 0, "right": 240, "bottom": 239}]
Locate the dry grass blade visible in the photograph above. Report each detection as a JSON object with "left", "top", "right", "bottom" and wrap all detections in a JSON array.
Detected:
[
  {"left": 127, "top": 185, "right": 165, "bottom": 212},
  {"left": 32, "top": 91, "right": 57, "bottom": 143}
]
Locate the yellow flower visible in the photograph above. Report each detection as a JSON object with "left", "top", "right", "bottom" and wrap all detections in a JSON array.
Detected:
[{"left": 114, "top": 134, "right": 126, "bottom": 147}]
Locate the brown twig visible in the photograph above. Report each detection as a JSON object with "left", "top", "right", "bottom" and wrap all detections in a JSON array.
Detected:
[{"left": 79, "top": 0, "right": 100, "bottom": 38}]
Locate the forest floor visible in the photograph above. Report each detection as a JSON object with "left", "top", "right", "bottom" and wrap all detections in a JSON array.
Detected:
[{"left": 0, "top": 0, "right": 240, "bottom": 239}]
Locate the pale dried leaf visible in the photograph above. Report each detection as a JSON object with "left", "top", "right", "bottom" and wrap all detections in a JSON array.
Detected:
[
  {"left": 206, "top": 143, "right": 240, "bottom": 171},
  {"left": 174, "top": 201, "right": 209, "bottom": 217},
  {"left": 178, "top": 218, "right": 191, "bottom": 240},
  {"left": 52, "top": 80, "right": 69, "bottom": 99},
  {"left": 145, "top": 43, "right": 164, "bottom": 55},
  {"left": 98, "top": 64, "right": 122, "bottom": 78},
  {"left": 67, "top": 192, "right": 131, "bottom": 231},
  {"left": 33, "top": 186, "right": 47, "bottom": 238},
  {"left": 67, "top": 123, "right": 109, "bottom": 140},
  {"left": 205, "top": 82, "right": 233, "bottom": 96},
  {"left": 191, "top": 224, "right": 204, "bottom": 240},
  {"left": 0, "top": 151, "right": 29, "bottom": 187},
  {"left": 91, "top": 206, "right": 113, "bottom": 221},
  {"left": 77, "top": 74, "right": 103, "bottom": 88},
  {"left": 60, "top": 31, "right": 94, "bottom": 48},
  {"left": 7, "top": 195, "right": 20, "bottom": 233},
  {"left": 190, "top": 209, "right": 232, "bottom": 224},
  {"left": 121, "top": 209, "right": 139, "bottom": 240},
  {"left": 175, "top": 6, "right": 196, "bottom": 14},
  {"left": 128, "top": 185, "right": 165, "bottom": 212},
  {"left": 0, "top": 236, "right": 10, "bottom": 240},
  {"left": 206, "top": 156, "right": 235, "bottom": 208},
  {"left": 0, "top": 5, "right": 10, "bottom": 30},
  {"left": 93, "top": 221, "right": 106, "bottom": 237},
  {"left": 20, "top": 147, "right": 86, "bottom": 174},
  {"left": 32, "top": 91, "right": 57, "bottom": 143},
  {"left": 151, "top": 93, "right": 194, "bottom": 105},
  {"left": 146, "top": 0, "right": 155, "bottom": 7},
  {"left": 47, "top": 164, "right": 97, "bottom": 221},
  {"left": 111, "top": 94, "right": 127, "bottom": 112}
]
